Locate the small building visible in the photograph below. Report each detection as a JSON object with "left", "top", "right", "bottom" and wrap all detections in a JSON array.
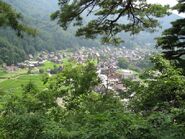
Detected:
[{"left": 117, "top": 69, "right": 136, "bottom": 80}]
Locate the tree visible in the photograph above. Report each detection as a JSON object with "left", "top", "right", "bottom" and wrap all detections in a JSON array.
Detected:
[
  {"left": 157, "top": 0, "right": 185, "bottom": 70},
  {"left": 117, "top": 57, "right": 130, "bottom": 69},
  {"left": 126, "top": 55, "right": 185, "bottom": 138},
  {"left": 48, "top": 60, "right": 100, "bottom": 109},
  {"left": 0, "top": 37, "right": 26, "bottom": 65},
  {"left": 22, "top": 81, "right": 39, "bottom": 94},
  {"left": 52, "top": 0, "right": 169, "bottom": 45},
  {"left": 0, "top": 0, "right": 36, "bottom": 36}
]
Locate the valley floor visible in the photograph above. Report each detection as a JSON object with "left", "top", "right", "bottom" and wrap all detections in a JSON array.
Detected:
[{"left": 0, "top": 65, "right": 49, "bottom": 94}]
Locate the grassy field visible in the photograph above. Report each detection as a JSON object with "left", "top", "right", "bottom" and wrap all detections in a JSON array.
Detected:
[
  {"left": 0, "top": 69, "right": 27, "bottom": 79},
  {"left": 0, "top": 74, "right": 45, "bottom": 94},
  {"left": 0, "top": 70, "right": 7, "bottom": 77},
  {"left": 0, "top": 61, "right": 58, "bottom": 94},
  {"left": 40, "top": 61, "right": 61, "bottom": 71},
  {"left": 0, "top": 67, "right": 46, "bottom": 94}
]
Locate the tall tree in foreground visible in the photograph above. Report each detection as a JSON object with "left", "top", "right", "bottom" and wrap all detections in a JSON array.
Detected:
[
  {"left": 0, "top": 0, "right": 36, "bottom": 36},
  {"left": 157, "top": 0, "right": 185, "bottom": 70},
  {"left": 126, "top": 55, "right": 185, "bottom": 138},
  {"left": 52, "top": 0, "right": 169, "bottom": 45}
]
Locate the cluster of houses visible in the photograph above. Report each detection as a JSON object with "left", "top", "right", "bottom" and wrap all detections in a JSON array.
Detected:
[
  {"left": 96, "top": 63, "right": 138, "bottom": 93},
  {"left": 3, "top": 64, "right": 18, "bottom": 72},
  {"left": 3, "top": 46, "right": 150, "bottom": 93},
  {"left": 17, "top": 51, "right": 63, "bottom": 68},
  {"left": 14, "top": 46, "right": 149, "bottom": 70},
  {"left": 37, "top": 51, "right": 63, "bottom": 63},
  {"left": 65, "top": 46, "right": 143, "bottom": 92},
  {"left": 69, "top": 46, "right": 151, "bottom": 63}
]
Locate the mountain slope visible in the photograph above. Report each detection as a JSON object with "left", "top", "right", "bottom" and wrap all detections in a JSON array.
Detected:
[
  {"left": 0, "top": 0, "right": 182, "bottom": 65},
  {"left": 0, "top": 0, "right": 99, "bottom": 65},
  {"left": 120, "top": 14, "right": 181, "bottom": 49}
]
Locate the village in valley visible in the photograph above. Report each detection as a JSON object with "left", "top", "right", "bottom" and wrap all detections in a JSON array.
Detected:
[{"left": 0, "top": 46, "right": 152, "bottom": 93}]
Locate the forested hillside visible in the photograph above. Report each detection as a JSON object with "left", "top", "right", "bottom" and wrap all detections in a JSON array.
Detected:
[
  {"left": 0, "top": 0, "right": 99, "bottom": 65},
  {"left": 0, "top": 0, "right": 181, "bottom": 65}
]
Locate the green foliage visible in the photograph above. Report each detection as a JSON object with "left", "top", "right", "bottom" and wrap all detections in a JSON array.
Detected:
[
  {"left": 0, "top": 74, "right": 44, "bottom": 94},
  {"left": 157, "top": 0, "right": 185, "bottom": 71},
  {"left": 136, "top": 55, "right": 153, "bottom": 70},
  {"left": 49, "top": 60, "right": 100, "bottom": 97},
  {"left": 22, "top": 81, "right": 39, "bottom": 94},
  {"left": 131, "top": 55, "right": 185, "bottom": 111},
  {"left": 39, "top": 68, "right": 44, "bottom": 74},
  {"left": 1, "top": 59, "right": 185, "bottom": 138},
  {"left": 0, "top": 0, "right": 36, "bottom": 36},
  {"left": 0, "top": 70, "right": 6, "bottom": 77},
  {"left": 1, "top": 1, "right": 185, "bottom": 138},
  {"left": 0, "top": 60, "right": 149, "bottom": 139},
  {"left": 117, "top": 57, "right": 130, "bottom": 69},
  {"left": 117, "top": 56, "right": 152, "bottom": 72},
  {"left": 126, "top": 55, "right": 185, "bottom": 138},
  {"left": 0, "top": 37, "right": 26, "bottom": 65},
  {"left": 53, "top": 0, "right": 169, "bottom": 45},
  {"left": 40, "top": 61, "right": 59, "bottom": 71}
]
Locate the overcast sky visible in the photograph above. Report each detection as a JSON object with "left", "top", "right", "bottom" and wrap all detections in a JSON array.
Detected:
[
  {"left": 148, "top": 0, "right": 185, "bottom": 17},
  {"left": 148, "top": 0, "right": 177, "bottom": 6}
]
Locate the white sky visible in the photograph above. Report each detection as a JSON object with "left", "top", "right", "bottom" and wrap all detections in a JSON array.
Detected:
[
  {"left": 148, "top": 0, "right": 185, "bottom": 17},
  {"left": 148, "top": 0, "right": 177, "bottom": 6}
]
